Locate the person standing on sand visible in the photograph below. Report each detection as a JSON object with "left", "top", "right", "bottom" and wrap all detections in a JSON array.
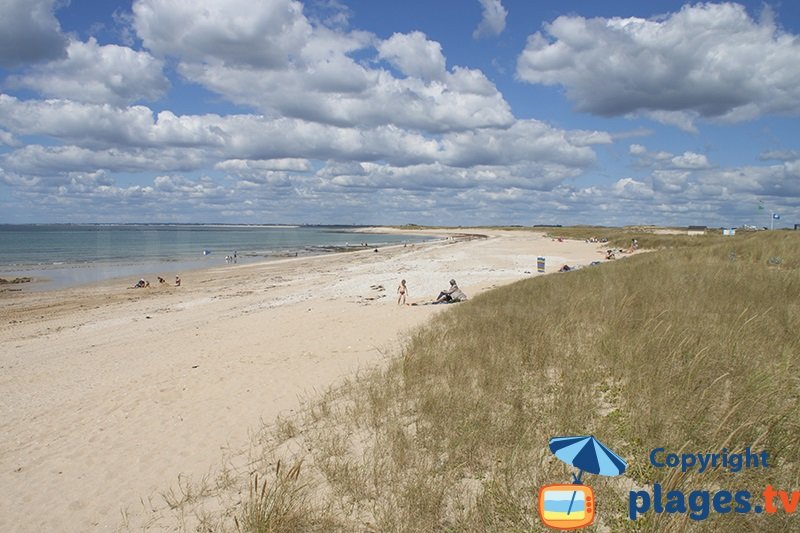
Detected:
[{"left": 397, "top": 279, "right": 408, "bottom": 305}]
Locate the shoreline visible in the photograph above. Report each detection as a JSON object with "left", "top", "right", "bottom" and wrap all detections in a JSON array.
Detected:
[
  {"left": 0, "top": 227, "right": 440, "bottom": 293},
  {"left": 0, "top": 229, "right": 612, "bottom": 531}
]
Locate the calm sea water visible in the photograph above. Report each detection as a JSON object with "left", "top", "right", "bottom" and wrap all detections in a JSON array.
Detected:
[{"left": 0, "top": 224, "right": 432, "bottom": 290}]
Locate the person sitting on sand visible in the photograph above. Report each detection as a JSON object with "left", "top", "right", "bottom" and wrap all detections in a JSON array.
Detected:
[
  {"left": 605, "top": 249, "right": 616, "bottom": 260},
  {"left": 397, "top": 279, "right": 408, "bottom": 305},
  {"left": 157, "top": 276, "right": 166, "bottom": 284},
  {"left": 129, "top": 278, "right": 150, "bottom": 289},
  {"left": 175, "top": 275, "right": 181, "bottom": 287},
  {"left": 434, "top": 279, "right": 467, "bottom": 304},
  {"left": 559, "top": 264, "right": 572, "bottom": 272}
]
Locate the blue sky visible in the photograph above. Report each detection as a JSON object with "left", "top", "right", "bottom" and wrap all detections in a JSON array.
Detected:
[{"left": 0, "top": 1, "right": 798, "bottom": 227}]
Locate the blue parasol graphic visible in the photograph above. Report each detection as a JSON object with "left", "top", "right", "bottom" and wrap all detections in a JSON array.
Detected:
[{"left": 548, "top": 435, "right": 627, "bottom": 515}]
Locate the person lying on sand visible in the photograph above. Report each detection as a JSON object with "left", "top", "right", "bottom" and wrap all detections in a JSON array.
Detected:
[{"left": 434, "top": 279, "right": 467, "bottom": 304}]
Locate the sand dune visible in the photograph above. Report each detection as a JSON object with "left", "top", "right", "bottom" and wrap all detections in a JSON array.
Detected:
[{"left": 0, "top": 229, "right": 612, "bottom": 531}]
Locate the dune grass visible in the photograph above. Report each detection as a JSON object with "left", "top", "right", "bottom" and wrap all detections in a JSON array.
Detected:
[{"left": 173, "top": 230, "right": 800, "bottom": 532}]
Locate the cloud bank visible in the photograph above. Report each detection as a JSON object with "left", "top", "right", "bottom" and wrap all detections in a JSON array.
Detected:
[{"left": 0, "top": 0, "right": 797, "bottom": 227}]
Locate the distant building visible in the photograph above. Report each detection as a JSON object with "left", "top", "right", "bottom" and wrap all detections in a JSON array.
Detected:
[{"left": 687, "top": 225, "right": 707, "bottom": 235}]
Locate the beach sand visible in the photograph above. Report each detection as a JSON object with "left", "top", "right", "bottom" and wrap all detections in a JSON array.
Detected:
[{"left": 0, "top": 229, "right": 613, "bottom": 531}]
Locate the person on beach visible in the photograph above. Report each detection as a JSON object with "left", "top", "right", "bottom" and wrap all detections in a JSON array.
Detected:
[
  {"left": 397, "top": 279, "right": 408, "bottom": 305},
  {"left": 175, "top": 275, "right": 181, "bottom": 287},
  {"left": 157, "top": 276, "right": 166, "bottom": 284},
  {"left": 434, "top": 279, "right": 467, "bottom": 304}
]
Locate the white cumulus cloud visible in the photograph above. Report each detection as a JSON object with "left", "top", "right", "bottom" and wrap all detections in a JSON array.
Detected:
[
  {"left": 517, "top": 3, "right": 800, "bottom": 128},
  {"left": 132, "top": 0, "right": 513, "bottom": 132},
  {"left": 378, "top": 31, "right": 447, "bottom": 81},
  {"left": 0, "top": 0, "right": 68, "bottom": 67},
  {"left": 671, "top": 152, "right": 711, "bottom": 170},
  {"left": 613, "top": 177, "right": 653, "bottom": 199},
  {"left": 473, "top": 0, "right": 507, "bottom": 39},
  {"left": 133, "top": 0, "right": 313, "bottom": 68},
  {"left": 8, "top": 38, "right": 169, "bottom": 105}
]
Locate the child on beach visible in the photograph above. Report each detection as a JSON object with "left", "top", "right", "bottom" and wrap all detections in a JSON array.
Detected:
[
  {"left": 175, "top": 275, "right": 181, "bottom": 287},
  {"left": 397, "top": 279, "right": 408, "bottom": 305}
]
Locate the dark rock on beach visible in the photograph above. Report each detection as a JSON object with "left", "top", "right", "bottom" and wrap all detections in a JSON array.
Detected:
[{"left": 0, "top": 277, "right": 32, "bottom": 285}]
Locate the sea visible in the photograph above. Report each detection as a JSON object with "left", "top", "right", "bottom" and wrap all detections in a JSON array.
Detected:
[{"left": 0, "top": 224, "right": 433, "bottom": 291}]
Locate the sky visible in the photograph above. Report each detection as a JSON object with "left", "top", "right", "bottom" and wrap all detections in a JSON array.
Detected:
[{"left": 0, "top": 1, "right": 798, "bottom": 227}]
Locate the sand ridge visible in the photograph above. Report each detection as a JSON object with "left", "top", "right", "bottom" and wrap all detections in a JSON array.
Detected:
[{"left": 0, "top": 229, "right": 614, "bottom": 531}]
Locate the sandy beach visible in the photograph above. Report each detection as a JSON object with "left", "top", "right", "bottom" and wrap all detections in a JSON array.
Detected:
[{"left": 0, "top": 229, "right": 612, "bottom": 531}]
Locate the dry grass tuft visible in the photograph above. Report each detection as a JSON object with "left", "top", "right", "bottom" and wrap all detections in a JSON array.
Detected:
[{"left": 234, "top": 460, "right": 335, "bottom": 533}]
